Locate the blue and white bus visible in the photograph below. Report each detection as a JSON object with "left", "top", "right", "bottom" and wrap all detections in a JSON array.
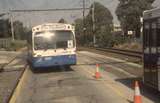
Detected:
[{"left": 28, "top": 23, "right": 76, "bottom": 68}]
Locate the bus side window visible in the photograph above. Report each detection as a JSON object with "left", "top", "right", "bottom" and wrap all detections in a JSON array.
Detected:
[
  {"left": 151, "top": 22, "right": 157, "bottom": 54},
  {"left": 144, "top": 22, "right": 149, "bottom": 54},
  {"left": 158, "top": 19, "right": 160, "bottom": 53}
]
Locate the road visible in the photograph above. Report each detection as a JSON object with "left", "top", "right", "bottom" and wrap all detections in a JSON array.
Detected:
[
  {"left": 0, "top": 51, "right": 27, "bottom": 103},
  {"left": 11, "top": 51, "right": 160, "bottom": 103}
]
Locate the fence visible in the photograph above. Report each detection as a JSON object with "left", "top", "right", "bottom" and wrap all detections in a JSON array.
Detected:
[{"left": 0, "top": 38, "right": 12, "bottom": 49}]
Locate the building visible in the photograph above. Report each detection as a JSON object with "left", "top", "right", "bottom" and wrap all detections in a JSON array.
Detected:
[{"left": 113, "top": 24, "right": 122, "bottom": 32}]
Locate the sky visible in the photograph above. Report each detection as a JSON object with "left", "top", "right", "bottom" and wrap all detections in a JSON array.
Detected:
[
  {"left": 0, "top": 0, "right": 159, "bottom": 27},
  {"left": 0, "top": 0, "right": 119, "bottom": 27},
  {"left": 152, "top": 0, "right": 160, "bottom": 7}
]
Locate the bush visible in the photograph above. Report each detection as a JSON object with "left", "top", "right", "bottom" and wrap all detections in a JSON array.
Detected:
[{"left": 10, "top": 40, "right": 27, "bottom": 51}]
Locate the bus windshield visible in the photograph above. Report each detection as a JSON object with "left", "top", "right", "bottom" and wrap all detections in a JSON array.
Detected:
[{"left": 34, "top": 30, "right": 74, "bottom": 50}]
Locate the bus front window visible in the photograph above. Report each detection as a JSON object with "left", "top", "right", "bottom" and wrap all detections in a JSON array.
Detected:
[{"left": 34, "top": 30, "right": 74, "bottom": 50}]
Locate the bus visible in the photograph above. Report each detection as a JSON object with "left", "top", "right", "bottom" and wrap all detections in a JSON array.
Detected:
[
  {"left": 143, "top": 8, "right": 160, "bottom": 92},
  {"left": 28, "top": 23, "right": 77, "bottom": 68}
]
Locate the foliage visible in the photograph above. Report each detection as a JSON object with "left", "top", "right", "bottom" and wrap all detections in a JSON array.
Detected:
[
  {"left": 10, "top": 40, "right": 27, "bottom": 51},
  {"left": 74, "top": 18, "right": 84, "bottom": 45},
  {"left": 116, "top": 0, "right": 155, "bottom": 38},
  {"left": 0, "top": 19, "right": 11, "bottom": 38},
  {"left": 0, "top": 19, "right": 30, "bottom": 50},
  {"left": 75, "top": 2, "right": 113, "bottom": 47},
  {"left": 13, "top": 20, "right": 30, "bottom": 40},
  {"left": 0, "top": 18, "right": 30, "bottom": 41},
  {"left": 86, "top": 2, "right": 113, "bottom": 46}
]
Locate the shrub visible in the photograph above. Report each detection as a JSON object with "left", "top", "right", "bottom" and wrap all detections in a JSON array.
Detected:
[{"left": 10, "top": 40, "right": 27, "bottom": 51}]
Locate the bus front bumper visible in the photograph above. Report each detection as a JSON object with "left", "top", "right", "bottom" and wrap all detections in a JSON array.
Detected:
[{"left": 32, "top": 54, "right": 76, "bottom": 68}]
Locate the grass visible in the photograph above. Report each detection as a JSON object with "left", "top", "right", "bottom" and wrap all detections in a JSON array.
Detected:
[
  {"left": 6, "top": 40, "right": 27, "bottom": 51},
  {"left": 114, "top": 42, "right": 142, "bottom": 52}
]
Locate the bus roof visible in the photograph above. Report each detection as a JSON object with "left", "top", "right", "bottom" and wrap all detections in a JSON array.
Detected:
[
  {"left": 143, "top": 7, "right": 160, "bottom": 20},
  {"left": 32, "top": 23, "right": 74, "bottom": 32}
]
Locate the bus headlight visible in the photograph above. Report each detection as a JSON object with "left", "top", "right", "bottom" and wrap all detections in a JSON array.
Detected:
[
  {"left": 37, "top": 55, "right": 42, "bottom": 57},
  {"left": 32, "top": 53, "right": 36, "bottom": 56},
  {"left": 32, "top": 53, "right": 41, "bottom": 57}
]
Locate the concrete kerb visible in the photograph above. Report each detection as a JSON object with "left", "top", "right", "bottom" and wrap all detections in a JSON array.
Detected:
[{"left": 9, "top": 66, "right": 29, "bottom": 103}]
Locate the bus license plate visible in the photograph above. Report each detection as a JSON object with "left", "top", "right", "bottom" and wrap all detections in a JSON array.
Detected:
[{"left": 45, "top": 57, "right": 52, "bottom": 60}]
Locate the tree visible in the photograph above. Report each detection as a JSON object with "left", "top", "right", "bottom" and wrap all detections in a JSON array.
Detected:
[
  {"left": 0, "top": 19, "right": 11, "bottom": 38},
  {"left": 58, "top": 18, "right": 67, "bottom": 23},
  {"left": 13, "top": 20, "right": 30, "bottom": 40},
  {"left": 74, "top": 2, "right": 113, "bottom": 47},
  {"left": 13, "top": 21, "right": 25, "bottom": 40},
  {"left": 85, "top": 2, "right": 113, "bottom": 46},
  {"left": 74, "top": 18, "right": 84, "bottom": 45},
  {"left": 116, "top": 0, "right": 155, "bottom": 38},
  {"left": 0, "top": 19, "right": 30, "bottom": 40}
]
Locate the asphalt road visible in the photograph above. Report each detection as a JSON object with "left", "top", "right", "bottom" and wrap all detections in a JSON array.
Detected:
[{"left": 12, "top": 51, "right": 160, "bottom": 103}]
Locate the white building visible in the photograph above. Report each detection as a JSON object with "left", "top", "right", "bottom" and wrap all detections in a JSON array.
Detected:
[{"left": 113, "top": 24, "right": 122, "bottom": 32}]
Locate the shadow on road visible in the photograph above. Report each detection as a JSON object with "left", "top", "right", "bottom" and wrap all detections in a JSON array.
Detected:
[
  {"left": 116, "top": 77, "right": 160, "bottom": 103},
  {"left": 30, "top": 65, "right": 74, "bottom": 74}
]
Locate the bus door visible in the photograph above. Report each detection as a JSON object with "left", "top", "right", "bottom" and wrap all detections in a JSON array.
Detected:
[
  {"left": 143, "top": 21, "right": 151, "bottom": 85},
  {"left": 157, "top": 18, "right": 160, "bottom": 91},
  {"left": 144, "top": 20, "right": 158, "bottom": 89},
  {"left": 150, "top": 21, "right": 158, "bottom": 89}
]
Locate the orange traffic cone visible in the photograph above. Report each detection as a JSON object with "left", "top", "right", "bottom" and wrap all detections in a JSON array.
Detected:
[
  {"left": 134, "top": 81, "right": 142, "bottom": 103},
  {"left": 95, "top": 64, "right": 101, "bottom": 79}
]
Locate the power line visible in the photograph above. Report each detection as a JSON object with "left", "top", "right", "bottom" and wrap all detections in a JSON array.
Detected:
[{"left": 10, "top": 8, "right": 90, "bottom": 13}]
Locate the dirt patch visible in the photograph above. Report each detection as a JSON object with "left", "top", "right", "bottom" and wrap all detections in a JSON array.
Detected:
[{"left": 114, "top": 42, "right": 142, "bottom": 52}]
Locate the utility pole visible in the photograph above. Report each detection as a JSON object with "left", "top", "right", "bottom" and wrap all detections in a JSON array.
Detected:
[
  {"left": 92, "top": 2, "right": 96, "bottom": 46},
  {"left": 83, "top": 0, "right": 86, "bottom": 44},
  {"left": 9, "top": 7, "right": 90, "bottom": 42},
  {"left": 10, "top": 12, "right": 15, "bottom": 41}
]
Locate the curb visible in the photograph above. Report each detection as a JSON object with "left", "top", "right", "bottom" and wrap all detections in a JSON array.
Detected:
[{"left": 8, "top": 65, "right": 28, "bottom": 103}]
